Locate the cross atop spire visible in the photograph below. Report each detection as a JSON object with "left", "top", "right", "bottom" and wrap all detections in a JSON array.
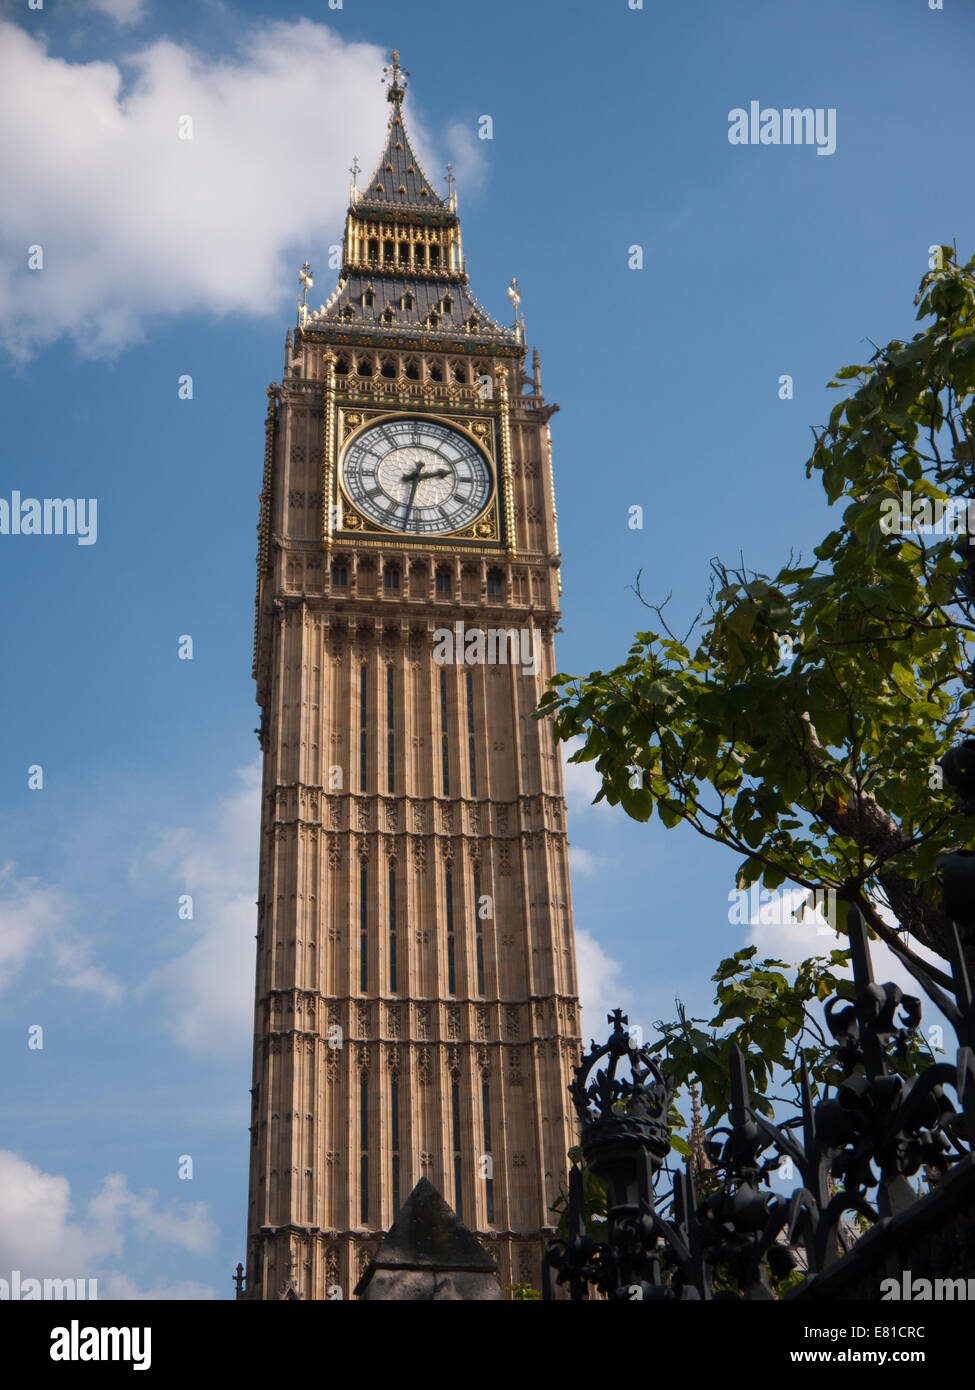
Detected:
[
  {"left": 357, "top": 57, "right": 446, "bottom": 212},
  {"left": 382, "top": 49, "right": 409, "bottom": 104}
]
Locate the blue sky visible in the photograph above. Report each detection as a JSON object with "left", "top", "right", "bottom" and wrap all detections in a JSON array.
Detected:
[{"left": 0, "top": 0, "right": 970, "bottom": 1297}]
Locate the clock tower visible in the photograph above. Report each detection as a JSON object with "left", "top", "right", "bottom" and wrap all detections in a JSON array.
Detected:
[{"left": 245, "top": 52, "right": 582, "bottom": 1299}]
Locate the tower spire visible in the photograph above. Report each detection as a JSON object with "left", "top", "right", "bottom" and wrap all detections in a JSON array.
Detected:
[
  {"left": 301, "top": 57, "right": 518, "bottom": 346},
  {"left": 382, "top": 48, "right": 409, "bottom": 105}
]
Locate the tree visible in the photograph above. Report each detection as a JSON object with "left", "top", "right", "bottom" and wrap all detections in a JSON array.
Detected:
[{"left": 539, "top": 248, "right": 975, "bottom": 1108}]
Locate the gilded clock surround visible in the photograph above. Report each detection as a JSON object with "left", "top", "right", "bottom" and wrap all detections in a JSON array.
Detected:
[{"left": 336, "top": 409, "right": 500, "bottom": 543}]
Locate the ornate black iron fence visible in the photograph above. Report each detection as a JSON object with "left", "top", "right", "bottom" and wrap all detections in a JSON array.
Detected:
[{"left": 543, "top": 905, "right": 975, "bottom": 1300}]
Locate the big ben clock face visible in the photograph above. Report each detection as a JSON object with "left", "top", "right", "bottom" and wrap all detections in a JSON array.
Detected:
[{"left": 341, "top": 417, "right": 492, "bottom": 535}]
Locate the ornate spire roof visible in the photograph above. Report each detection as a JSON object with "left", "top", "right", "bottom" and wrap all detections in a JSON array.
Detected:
[
  {"left": 300, "top": 51, "right": 519, "bottom": 351},
  {"left": 355, "top": 50, "right": 447, "bottom": 214}
]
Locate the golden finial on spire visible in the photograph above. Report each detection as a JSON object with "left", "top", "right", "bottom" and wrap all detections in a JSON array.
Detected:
[
  {"left": 507, "top": 278, "right": 525, "bottom": 342},
  {"left": 382, "top": 49, "right": 409, "bottom": 104},
  {"left": 297, "top": 260, "right": 313, "bottom": 326}
]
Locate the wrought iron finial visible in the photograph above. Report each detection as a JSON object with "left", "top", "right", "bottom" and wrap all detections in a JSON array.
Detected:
[
  {"left": 383, "top": 49, "right": 409, "bottom": 104},
  {"left": 569, "top": 1008, "right": 674, "bottom": 1193}
]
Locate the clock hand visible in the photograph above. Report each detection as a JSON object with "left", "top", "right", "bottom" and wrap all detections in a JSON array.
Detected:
[{"left": 401, "top": 472, "right": 421, "bottom": 529}]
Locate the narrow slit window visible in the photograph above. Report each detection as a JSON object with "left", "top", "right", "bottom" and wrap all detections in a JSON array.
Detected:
[
  {"left": 387, "top": 665, "right": 395, "bottom": 794},
  {"left": 440, "top": 670, "right": 449, "bottom": 795},
  {"left": 466, "top": 669, "right": 477, "bottom": 797},
  {"left": 360, "top": 664, "right": 368, "bottom": 791},
  {"left": 482, "top": 1077, "right": 494, "bottom": 1224},
  {"left": 474, "top": 868, "right": 485, "bottom": 996},
  {"left": 360, "top": 863, "right": 368, "bottom": 992},
  {"left": 446, "top": 865, "right": 455, "bottom": 995},
  {"left": 451, "top": 1076, "right": 462, "bottom": 1220},
  {"left": 360, "top": 1074, "right": 369, "bottom": 1224},
  {"left": 391, "top": 1078, "right": 401, "bottom": 1215},
  {"left": 388, "top": 862, "right": 397, "bottom": 993}
]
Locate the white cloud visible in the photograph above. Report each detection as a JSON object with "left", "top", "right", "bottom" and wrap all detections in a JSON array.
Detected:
[
  {"left": 140, "top": 762, "right": 260, "bottom": 1058},
  {"left": 568, "top": 844, "right": 606, "bottom": 877},
  {"left": 0, "top": 1149, "right": 217, "bottom": 1295},
  {"left": 443, "top": 118, "right": 489, "bottom": 201},
  {"left": 0, "top": 861, "right": 121, "bottom": 1001},
  {"left": 562, "top": 738, "right": 612, "bottom": 820},
  {"left": 89, "top": 0, "right": 148, "bottom": 26},
  {"left": 0, "top": 21, "right": 477, "bottom": 357},
  {"left": 575, "top": 926, "right": 629, "bottom": 1044},
  {"left": 743, "top": 890, "right": 951, "bottom": 1035},
  {"left": 86, "top": 1171, "right": 217, "bottom": 1256}
]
